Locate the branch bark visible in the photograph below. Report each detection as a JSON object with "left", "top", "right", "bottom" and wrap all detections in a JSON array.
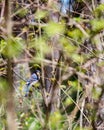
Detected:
[{"left": 4, "top": 0, "right": 18, "bottom": 130}]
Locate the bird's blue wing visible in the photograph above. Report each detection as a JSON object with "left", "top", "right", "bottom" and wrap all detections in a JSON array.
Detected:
[
  {"left": 23, "top": 73, "right": 39, "bottom": 97},
  {"left": 27, "top": 73, "right": 38, "bottom": 83}
]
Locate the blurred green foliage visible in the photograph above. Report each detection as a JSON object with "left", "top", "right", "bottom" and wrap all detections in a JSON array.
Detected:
[
  {"left": 0, "top": 78, "right": 8, "bottom": 102},
  {"left": 0, "top": 0, "right": 104, "bottom": 130},
  {"left": 44, "top": 22, "right": 65, "bottom": 37},
  {"left": 90, "top": 19, "right": 104, "bottom": 32},
  {"left": 1, "top": 37, "right": 24, "bottom": 58},
  {"left": 94, "top": 4, "right": 104, "bottom": 17},
  {"left": 35, "top": 10, "right": 48, "bottom": 20}
]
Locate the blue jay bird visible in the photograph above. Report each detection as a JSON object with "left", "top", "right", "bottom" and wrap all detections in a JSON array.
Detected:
[
  {"left": 60, "top": 0, "right": 74, "bottom": 15},
  {"left": 23, "top": 70, "right": 40, "bottom": 97}
]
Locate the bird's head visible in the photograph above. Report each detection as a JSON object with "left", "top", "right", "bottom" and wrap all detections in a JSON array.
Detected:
[{"left": 35, "top": 70, "right": 41, "bottom": 80}]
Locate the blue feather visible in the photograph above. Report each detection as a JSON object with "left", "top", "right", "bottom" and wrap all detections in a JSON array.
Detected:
[{"left": 23, "top": 71, "right": 40, "bottom": 97}]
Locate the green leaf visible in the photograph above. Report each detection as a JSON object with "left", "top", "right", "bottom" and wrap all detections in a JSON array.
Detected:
[
  {"left": 49, "top": 111, "right": 62, "bottom": 129},
  {"left": 0, "top": 78, "right": 8, "bottom": 102},
  {"left": 72, "top": 54, "right": 84, "bottom": 63},
  {"left": 90, "top": 19, "right": 104, "bottom": 32},
  {"left": 60, "top": 37, "right": 77, "bottom": 55},
  {"left": 94, "top": 4, "right": 104, "bottom": 17},
  {"left": 64, "top": 98, "right": 73, "bottom": 106},
  {"left": 44, "top": 22, "right": 65, "bottom": 36},
  {"left": 30, "top": 37, "right": 51, "bottom": 62},
  {"left": 68, "top": 28, "right": 84, "bottom": 42},
  {"left": 74, "top": 17, "right": 82, "bottom": 23},
  {"left": 35, "top": 9, "right": 48, "bottom": 19},
  {"left": 2, "top": 37, "right": 24, "bottom": 58},
  {"left": 18, "top": 8, "right": 28, "bottom": 17},
  {"left": 0, "top": 40, "right": 6, "bottom": 53},
  {"left": 92, "top": 87, "right": 102, "bottom": 100}
]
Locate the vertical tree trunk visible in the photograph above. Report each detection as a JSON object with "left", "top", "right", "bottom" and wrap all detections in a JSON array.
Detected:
[
  {"left": 41, "top": 1, "right": 62, "bottom": 128},
  {"left": 4, "top": 0, "right": 18, "bottom": 130}
]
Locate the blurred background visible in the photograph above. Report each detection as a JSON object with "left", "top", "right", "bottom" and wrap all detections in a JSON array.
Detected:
[{"left": 0, "top": 0, "right": 104, "bottom": 130}]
